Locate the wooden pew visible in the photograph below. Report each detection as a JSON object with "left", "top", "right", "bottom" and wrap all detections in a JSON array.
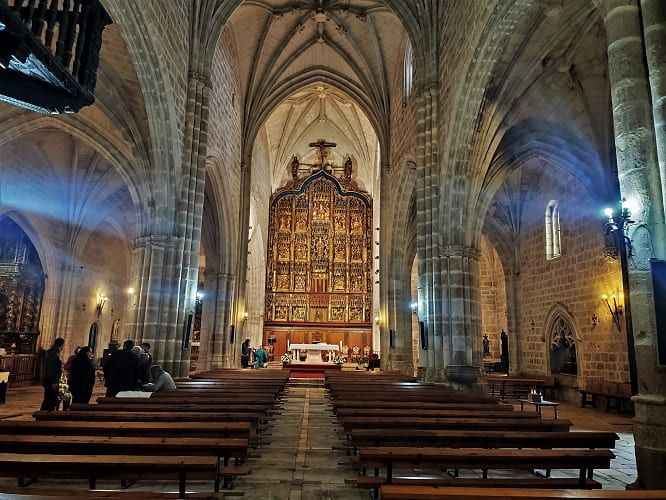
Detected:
[
  {"left": 0, "top": 420, "right": 251, "bottom": 439},
  {"left": 0, "top": 453, "right": 221, "bottom": 497},
  {"left": 332, "top": 400, "right": 511, "bottom": 411},
  {"left": 94, "top": 396, "right": 277, "bottom": 405},
  {"left": 349, "top": 429, "right": 618, "bottom": 455},
  {"left": 336, "top": 408, "right": 535, "bottom": 419},
  {"left": 340, "top": 416, "right": 572, "bottom": 433},
  {"left": 0, "top": 486, "right": 224, "bottom": 498},
  {"left": 33, "top": 411, "right": 263, "bottom": 429},
  {"left": 358, "top": 447, "right": 614, "bottom": 485},
  {"left": 380, "top": 486, "right": 666, "bottom": 499},
  {"left": 487, "top": 376, "right": 545, "bottom": 400},
  {"left": 0, "top": 435, "right": 248, "bottom": 491}
]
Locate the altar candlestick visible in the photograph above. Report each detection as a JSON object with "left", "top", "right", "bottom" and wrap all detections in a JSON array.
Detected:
[
  {"left": 339, "top": 340, "right": 342, "bottom": 351},
  {"left": 288, "top": 339, "right": 290, "bottom": 349}
]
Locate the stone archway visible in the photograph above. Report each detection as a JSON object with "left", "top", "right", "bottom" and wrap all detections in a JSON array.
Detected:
[{"left": 543, "top": 304, "right": 582, "bottom": 403}]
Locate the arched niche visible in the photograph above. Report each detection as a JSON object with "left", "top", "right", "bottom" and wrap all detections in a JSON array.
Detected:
[
  {"left": 544, "top": 304, "right": 582, "bottom": 401},
  {"left": 0, "top": 216, "right": 45, "bottom": 382}
]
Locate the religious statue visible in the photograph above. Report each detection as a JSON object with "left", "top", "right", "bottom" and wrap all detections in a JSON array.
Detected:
[
  {"left": 500, "top": 330, "right": 509, "bottom": 373},
  {"left": 344, "top": 156, "right": 353, "bottom": 181},
  {"left": 291, "top": 155, "right": 299, "bottom": 179},
  {"left": 482, "top": 334, "right": 490, "bottom": 356}
]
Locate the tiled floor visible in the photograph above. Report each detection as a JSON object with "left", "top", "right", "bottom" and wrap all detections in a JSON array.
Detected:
[{"left": 0, "top": 381, "right": 637, "bottom": 498}]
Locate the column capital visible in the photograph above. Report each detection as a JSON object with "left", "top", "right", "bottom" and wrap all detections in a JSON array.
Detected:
[
  {"left": 440, "top": 245, "right": 481, "bottom": 260},
  {"left": 133, "top": 234, "right": 179, "bottom": 250}
]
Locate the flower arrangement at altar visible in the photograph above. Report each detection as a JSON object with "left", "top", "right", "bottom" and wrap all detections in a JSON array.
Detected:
[
  {"left": 281, "top": 353, "right": 292, "bottom": 364},
  {"left": 333, "top": 355, "right": 346, "bottom": 365},
  {"left": 58, "top": 372, "right": 71, "bottom": 410}
]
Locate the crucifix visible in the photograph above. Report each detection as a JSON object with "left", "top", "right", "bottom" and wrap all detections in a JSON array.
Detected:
[{"left": 308, "top": 139, "right": 337, "bottom": 170}]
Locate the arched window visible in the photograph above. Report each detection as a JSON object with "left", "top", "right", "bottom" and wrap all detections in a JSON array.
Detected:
[
  {"left": 403, "top": 40, "right": 413, "bottom": 106},
  {"left": 549, "top": 315, "right": 577, "bottom": 375},
  {"left": 545, "top": 200, "right": 561, "bottom": 260}
]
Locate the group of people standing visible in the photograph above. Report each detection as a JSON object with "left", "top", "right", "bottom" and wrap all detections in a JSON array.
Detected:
[
  {"left": 40, "top": 337, "right": 96, "bottom": 411},
  {"left": 40, "top": 337, "right": 175, "bottom": 411},
  {"left": 241, "top": 339, "right": 267, "bottom": 369}
]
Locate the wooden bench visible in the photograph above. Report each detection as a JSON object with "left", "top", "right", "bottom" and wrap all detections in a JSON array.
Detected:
[
  {"left": 580, "top": 382, "right": 632, "bottom": 413},
  {"left": 0, "top": 453, "right": 226, "bottom": 497},
  {"left": 332, "top": 401, "right": 510, "bottom": 411},
  {"left": 349, "top": 429, "right": 618, "bottom": 453},
  {"left": 33, "top": 411, "right": 264, "bottom": 430},
  {"left": 0, "top": 486, "right": 224, "bottom": 498},
  {"left": 0, "top": 435, "right": 249, "bottom": 490},
  {"left": 336, "top": 408, "right": 534, "bottom": 419},
  {"left": 357, "top": 476, "right": 602, "bottom": 492},
  {"left": 339, "top": 416, "right": 572, "bottom": 434},
  {"left": 487, "top": 376, "right": 545, "bottom": 400},
  {"left": 94, "top": 396, "right": 278, "bottom": 405},
  {"left": 0, "top": 420, "right": 251, "bottom": 439},
  {"left": 357, "top": 447, "right": 614, "bottom": 485},
  {"left": 380, "top": 486, "right": 666, "bottom": 499}
]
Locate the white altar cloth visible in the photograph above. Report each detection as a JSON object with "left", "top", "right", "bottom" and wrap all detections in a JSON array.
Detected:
[
  {"left": 288, "top": 343, "right": 339, "bottom": 363},
  {"left": 288, "top": 343, "right": 339, "bottom": 351}
]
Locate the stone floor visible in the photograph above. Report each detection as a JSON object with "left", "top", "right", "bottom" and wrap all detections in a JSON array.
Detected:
[{"left": 0, "top": 380, "right": 637, "bottom": 498}]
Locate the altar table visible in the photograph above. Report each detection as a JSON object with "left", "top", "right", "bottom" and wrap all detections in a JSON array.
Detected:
[{"left": 288, "top": 343, "right": 339, "bottom": 363}]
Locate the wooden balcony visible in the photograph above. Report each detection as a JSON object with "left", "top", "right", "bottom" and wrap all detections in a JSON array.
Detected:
[{"left": 0, "top": 0, "right": 111, "bottom": 113}]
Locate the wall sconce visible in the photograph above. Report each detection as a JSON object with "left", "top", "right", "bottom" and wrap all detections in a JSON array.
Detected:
[
  {"left": 127, "top": 287, "right": 135, "bottom": 295},
  {"left": 602, "top": 294, "right": 623, "bottom": 331},
  {"left": 410, "top": 302, "right": 418, "bottom": 315},
  {"left": 243, "top": 311, "right": 249, "bottom": 321},
  {"left": 603, "top": 202, "right": 634, "bottom": 259},
  {"left": 95, "top": 295, "right": 107, "bottom": 318},
  {"left": 374, "top": 315, "right": 380, "bottom": 325},
  {"left": 196, "top": 292, "right": 204, "bottom": 301},
  {"left": 591, "top": 314, "right": 597, "bottom": 327}
]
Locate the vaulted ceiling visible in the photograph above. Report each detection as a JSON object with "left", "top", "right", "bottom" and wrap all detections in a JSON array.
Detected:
[{"left": 229, "top": 0, "right": 407, "bottom": 195}]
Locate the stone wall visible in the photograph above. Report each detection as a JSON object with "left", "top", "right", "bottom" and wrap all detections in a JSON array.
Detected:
[
  {"left": 512, "top": 160, "right": 628, "bottom": 388},
  {"left": 479, "top": 236, "right": 507, "bottom": 358},
  {"left": 207, "top": 23, "right": 243, "bottom": 264}
]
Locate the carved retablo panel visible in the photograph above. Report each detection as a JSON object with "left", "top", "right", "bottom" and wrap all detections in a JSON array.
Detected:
[{"left": 265, "top": 171, "right": 372, "bottom": 325}]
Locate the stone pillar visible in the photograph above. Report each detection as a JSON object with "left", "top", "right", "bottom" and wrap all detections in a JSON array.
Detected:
[
  {"left": 196, "top": 269, "right": 217, "bottom": 372},
  {"left": 641, "top": 0, "right": 666, "bottom": 216},
  {"left": 602, "top": 0, "right": 666, "bottom": 488},
  {"left": 233, "top": 160, "right": 252, "bottom": 367},
  {"left": 503, "top": 265, "right": 523, "bottom": 376},
  {"left": 212, "top": 273, "right": 235, "bottom": 368},
  {"left": 415, "top": 84, "right": 444, "bottom": 383},
  {"left": 126, "top": 235, "right": 174, "bottom": 367},
  {"left": 438, "top": 245, "right": 483, "bottom": 388}
]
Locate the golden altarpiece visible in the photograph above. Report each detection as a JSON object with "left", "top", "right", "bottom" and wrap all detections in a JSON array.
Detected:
[{"left": 263, "top": 159, "right": 373, "bottom": 359}]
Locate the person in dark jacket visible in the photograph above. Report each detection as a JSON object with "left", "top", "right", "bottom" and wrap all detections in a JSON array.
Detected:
[
  {"left": 40, "top": 337, "right": 64, "bottom": 411},
  {"left": 138, "top": 342, "right": 153, "bottom": 384},
  {"left": 69, "top": 345, "right": 95, "bottom": 404},
  {"left": 103, "top": 339, "right": 140, "bottom": 397}
]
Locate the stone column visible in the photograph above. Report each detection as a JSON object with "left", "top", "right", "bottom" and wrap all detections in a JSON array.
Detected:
[
  {"left": 415, "top": 83, "right": 444, "bottom": 383},
  {"left": 602, "top": 0, "right": 666, "bottom": 488},
  {"left": 438, "top": 245, "right": 483, "bottom": 388},
  {"left": 196, "top": 268, "right": 217, "bottom": 372},
  {"left": 641, "top": 0, "right": 666, "bottom": 216},
  {"left": 233, "top": 160, "right": 252, "bottom": 367},
  {"left": 503, "top": 265, "right": 523, "bottom": 376}
]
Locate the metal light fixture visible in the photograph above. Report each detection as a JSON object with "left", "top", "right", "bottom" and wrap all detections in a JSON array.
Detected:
[
  {"left": 602, "top": 294, "right": 623, "bottom": 331},
  {"left": 410, "top": 302, "right": 418, "bottom": 315},
  {"left": 603, "top": 201, "right": 634, "bottom": 259},
  {"left": 95, "top": 295, "right": 107, "bottom": 318}
]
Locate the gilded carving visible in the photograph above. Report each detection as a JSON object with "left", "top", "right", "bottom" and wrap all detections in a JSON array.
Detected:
[{"left": 265, "top": 171, "right": 371, "bottom": 326}]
